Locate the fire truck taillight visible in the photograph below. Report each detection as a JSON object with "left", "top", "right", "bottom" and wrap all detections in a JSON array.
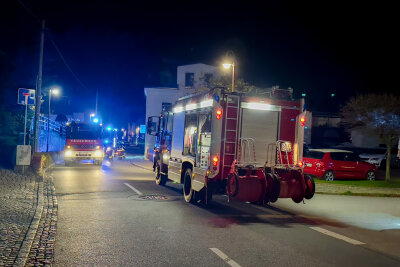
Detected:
[
  {"left": 298, "top": 161, "right": 304, "bottom": 167},
  {"left": 212, "top": 156, "right": 219, "bottom": 167},
  {"left": 216, "top": 109, "right": 222, "bottom": 120},
  {"left": 300, "top": 116, "right": 306, "bottom": 127}
]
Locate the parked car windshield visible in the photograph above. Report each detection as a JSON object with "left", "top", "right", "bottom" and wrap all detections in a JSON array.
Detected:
[{"left": 304, "top": 151, "right": 325, "bottom": 159}]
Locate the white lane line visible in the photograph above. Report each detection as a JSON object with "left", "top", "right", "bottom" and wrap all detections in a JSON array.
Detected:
[
  {"left": 210, "top": 248, "right": 242, "bottom": 267},
  {"left": 124, "top": 182, "right": 143, "bottom": 195},
  {"left": 310, "top": 226, "right": 365, "bottom": 245}
]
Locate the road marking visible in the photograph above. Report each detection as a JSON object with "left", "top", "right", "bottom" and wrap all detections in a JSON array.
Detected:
[
  {"left": 310, "top": 226, "right": 365, "bottom": 245},
  {"left": 124, "top": 182, "right": 143, "bottom": 195},
  {"left": 210, "top": 248, "right": 242, "bottom": 267}
]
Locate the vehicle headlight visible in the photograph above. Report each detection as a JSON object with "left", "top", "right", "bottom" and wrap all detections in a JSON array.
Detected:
[
  {"left": 95, "top": 150, "right": 102, "bottom": 157},
  {"left": 65, "top": 150, "right": 72, "bottom": 157},
  {"left": 106, "top": 147, "right": 111, "bottom": 151}
]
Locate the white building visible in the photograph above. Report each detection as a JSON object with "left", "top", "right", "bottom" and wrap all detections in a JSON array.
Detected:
[{"left": 144, "top": 63, "right": 217, "bottom": 159}]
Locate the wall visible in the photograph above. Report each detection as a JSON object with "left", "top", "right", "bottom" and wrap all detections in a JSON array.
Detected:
[
  {"left": 144, "top": 87, "right": 180, "bottom": 159},
  {"left": 351, "top": 129, "right": 382, "bottom": 148},
  {"left": 177, "top": 63, "right": 217, "bottom": 93},
  {"left": 144, "top": 63, "right": 218, "bottom": 159},
  {"left": 37, "top": 130, "right": 65, "bottom": 152}
]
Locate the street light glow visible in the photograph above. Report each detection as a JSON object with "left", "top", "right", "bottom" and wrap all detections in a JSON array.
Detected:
[
  {"left": 223, "top": 63, "right": 232, "bottom": 69},
  {"left": 51, "top": 88, "right": 60, "bottom": 95}
]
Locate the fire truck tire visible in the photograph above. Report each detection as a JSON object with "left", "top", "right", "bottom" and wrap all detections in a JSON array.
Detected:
[
  {"left": 264, "top": 173, "right": 274, "bottom": 202},
  {"left": 269, "top": 174, "right": 280, "bottom": 203},
  {"left": 226, "top": 173, "right": 239, "bottom": 197},
  {"left": 155, "top": 160, "right": 167, "bottom": 186},
  {"left": 183, "top": 168, "right": 194, "bottom": 203},
  {"left": 304, "top": 174, "right": 315, "bottom": 199}
]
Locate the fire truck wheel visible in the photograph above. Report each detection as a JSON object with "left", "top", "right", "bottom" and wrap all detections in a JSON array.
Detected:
[
  {"left": 269, "top": 174, "right": 280, "bottom": 203},
  {"left": 155, "top": 160, "right": 167, "bottom": 186},
  {"left": 183, "top": 168, "right": 194, "bottom": 203},
  {"left": 264, "top": 173, "right": 274, "bottom": 202},
  {"left": 304, "top": 174, "right": 315, "bottom": 199}
]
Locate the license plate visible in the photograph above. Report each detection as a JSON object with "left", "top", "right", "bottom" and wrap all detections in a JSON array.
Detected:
[{"left": 305, "top": 163, "right": 312, "bottom": 167}]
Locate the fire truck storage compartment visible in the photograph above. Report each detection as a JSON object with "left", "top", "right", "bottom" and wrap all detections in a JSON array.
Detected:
[{"left": 240, "top": 108, "right": 280, "bottom": 164}]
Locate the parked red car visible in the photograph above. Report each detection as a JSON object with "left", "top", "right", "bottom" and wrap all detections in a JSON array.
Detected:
[{"left": 303, "top": 149, "right": 377, "bottom": 181}]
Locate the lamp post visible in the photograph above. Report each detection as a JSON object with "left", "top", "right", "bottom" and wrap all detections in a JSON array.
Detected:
[
  {"left": 223, "top": 62, "right": 235, "bottom": 92},
  {"left": 46, "top": 88, "right": 60, "bottom": 152}
]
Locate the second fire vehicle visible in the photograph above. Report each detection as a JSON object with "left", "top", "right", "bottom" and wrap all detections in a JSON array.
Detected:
[{"left": 147, "top": 88, "right": 315, "bottom": 205}]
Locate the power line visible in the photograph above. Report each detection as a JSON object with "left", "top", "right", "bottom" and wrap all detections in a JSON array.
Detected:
[
  {"left": 47, "top": 34, "right": 90, "bottom": 91},
  {"left": 17, "top": 0, "right": 91, "bottom": 92},
  {"left": 17, "top": 0, "right": 40, "bottom": 20}
]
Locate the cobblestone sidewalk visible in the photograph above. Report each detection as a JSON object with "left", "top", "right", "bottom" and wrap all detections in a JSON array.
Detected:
[
  {"left": 0, "top": 169, "right": 38, "bottom": 267},
  {"left": 26, "top": 177, "right": 57, "bottom": 267}
]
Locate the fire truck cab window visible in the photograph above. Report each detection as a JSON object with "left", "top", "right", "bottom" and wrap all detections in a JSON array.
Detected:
[
  {"left": 197, "top": 112, "right": 212, "bottom": 168},
  {"left": 183, "top": 113, "right": 198, "bottom": 156}
]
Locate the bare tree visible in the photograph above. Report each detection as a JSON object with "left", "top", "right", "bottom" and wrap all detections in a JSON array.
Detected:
[{"left": 341, "top": 94, "right": 400, "bottom": 181}]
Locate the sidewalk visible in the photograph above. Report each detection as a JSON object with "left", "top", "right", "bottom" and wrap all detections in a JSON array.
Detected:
[
  {"left": 0, "top": 168, "right": 39, "bottom": 266},
  {"left": 129, "top": 157, "right": 400, "bottom": 197}
]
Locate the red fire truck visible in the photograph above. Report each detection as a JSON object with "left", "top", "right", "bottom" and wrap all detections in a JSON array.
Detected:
[
  {"left": 147, "top": 88, "right": 315, "bottom": 204},
  {"left": 64, "top": 122, "right": 104, "bottom": 166}
]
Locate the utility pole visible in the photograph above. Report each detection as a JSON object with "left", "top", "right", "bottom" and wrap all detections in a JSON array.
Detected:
[{"left": 34, "top": 19, "right": 45, "bottom": 153}]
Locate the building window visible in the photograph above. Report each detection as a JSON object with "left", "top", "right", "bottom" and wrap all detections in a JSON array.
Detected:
[
  {"left": 203, "top": 73, "right": 213, "bottom": 88},
  {"left": 185, "top": 72, "right": 194, "bottom": 87}
]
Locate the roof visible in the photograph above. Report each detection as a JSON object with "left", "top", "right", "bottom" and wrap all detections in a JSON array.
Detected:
[
  {"left": 177, "top": 63, "right": 215, "bottom": 68},
  {"left": 309, "top": 149, "right": 353, "bottom": 153}
]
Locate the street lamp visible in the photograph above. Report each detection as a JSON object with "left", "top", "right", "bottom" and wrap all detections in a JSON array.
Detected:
[
  {"left": 47, "top": 87, "right": 60, "bottom": 152},
  {"left": 222, "top": 61, "right": 235, "bottom": 92}
]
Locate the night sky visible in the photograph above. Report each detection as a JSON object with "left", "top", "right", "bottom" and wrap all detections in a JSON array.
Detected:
[{"left": 0, "top": 1, "right": 396, "bottom": 127}]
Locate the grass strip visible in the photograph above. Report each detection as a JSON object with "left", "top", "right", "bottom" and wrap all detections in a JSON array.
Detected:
[{"left": 314, "top": 179, "right": 400, "bottom": 188}]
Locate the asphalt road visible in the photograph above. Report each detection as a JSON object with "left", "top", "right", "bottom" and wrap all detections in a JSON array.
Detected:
[{"left": 52, "top": 157, "right": 400, "bottom": 267}]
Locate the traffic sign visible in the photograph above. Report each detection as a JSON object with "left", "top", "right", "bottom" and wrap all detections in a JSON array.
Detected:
[
  {"left": 18, "top": 88, "right": 35, "bottom": 105},
  {"left": 16, "top": 145, "right": 31, "bottom": 165}
]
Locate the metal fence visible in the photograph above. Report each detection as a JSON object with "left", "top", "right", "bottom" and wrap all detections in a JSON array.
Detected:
[{"left": 37, "top": 115, "right": 66, "bottom": 152}]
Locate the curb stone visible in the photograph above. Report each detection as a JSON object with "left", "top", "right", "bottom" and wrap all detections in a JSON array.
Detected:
[
  {"left": 130, "top": 161, "right": 153, "bottom": 172},
  {"left": 13, "top": 164, "right": 54, "bottom": 267}
]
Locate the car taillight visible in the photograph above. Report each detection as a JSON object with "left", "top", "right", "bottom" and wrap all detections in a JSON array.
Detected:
[
  {"left": 298, "top": 161, "right": 303, "bottom": 167},
  {"left": 216, "top": 109, "right": 222, "bottom": 120},
  {"left": 212, "top": 156, "right": 219, "bottom": 166}
]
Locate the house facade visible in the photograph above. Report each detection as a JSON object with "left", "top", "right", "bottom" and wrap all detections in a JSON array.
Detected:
[{"left": 144, "top": 63, "right": 217, "bottom": 159}]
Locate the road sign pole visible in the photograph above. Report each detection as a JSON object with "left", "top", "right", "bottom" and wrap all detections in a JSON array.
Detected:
[{"left": 24, "top": 95, "right": 28, "bottom": 146}]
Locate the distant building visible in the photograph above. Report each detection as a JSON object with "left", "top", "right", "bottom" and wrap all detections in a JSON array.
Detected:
[{"left": 144, "top": 63, "right": 217, "bottom": 159}]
